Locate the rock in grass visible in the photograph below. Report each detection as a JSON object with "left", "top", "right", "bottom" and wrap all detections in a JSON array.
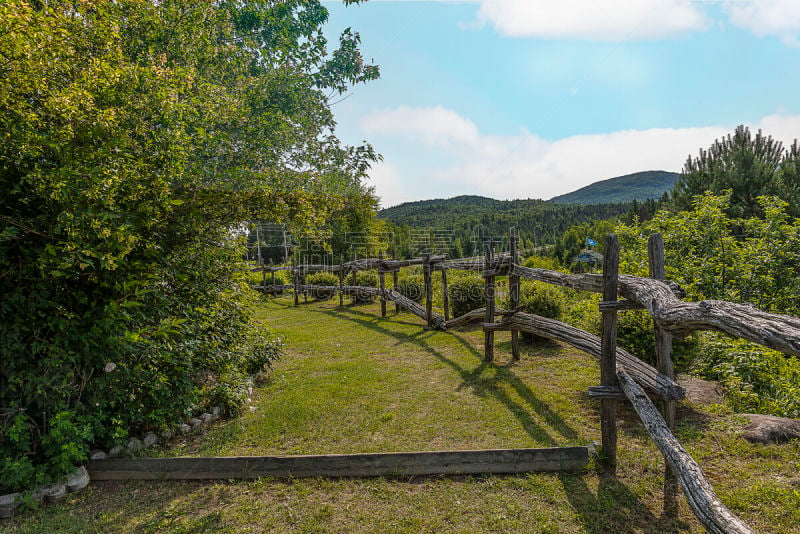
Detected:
[
  {"left": 108, "top": 445, "right": 124, "bottom": 458},
  {"left": 211, "top": 406, "right": 221, "bottom": 416},
  {"left": 161, "top": 429, "right": 174, "bottom": 440},
  {"left": 0, "top": 493, "right": 20, "bottom": 519},
  {"left": 179, "top": 423, "right": 191, "bottom": 434},
  {"left": 743, "top": 414, "right": 800, "bottom": 444},
  {"left": 200, "top": 413, "right": 214, "bottom": 424},
  {"left": 142, "top": 432, "right": 159, "bottom": 448},
  {"left": 90, "top": 450, "right": 107, "bottom": 461},
  {"left": 41, "top": 483, "right": 66, "bottom": 503},
  {"left": 189, "top": 418, "right": 202, "bottom": 429},
  {"left": 66, "top": 467, "right": 89, "bottom": 492},
  {"left": 126, "top": 437, "right": 142, "bottom": 453}
]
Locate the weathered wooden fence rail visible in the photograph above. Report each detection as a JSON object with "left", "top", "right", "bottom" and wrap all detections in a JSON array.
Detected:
[
  {"left": 89, "top": 446, "right": 589, "bottom": 480},
  {"left": 238, "top": 232, "right": 786, "bottom": 532}
]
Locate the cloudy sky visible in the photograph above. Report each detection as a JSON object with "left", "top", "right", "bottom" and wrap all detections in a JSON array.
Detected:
[{"left": 322, "top": 0, "right": 800, "bottom": 208}]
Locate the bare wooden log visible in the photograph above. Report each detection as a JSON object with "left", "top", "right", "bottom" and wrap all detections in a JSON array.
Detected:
[
  {"left": 392, "top": 250, "right": 400, "bottom": 313},
  {"left": 598, "top": 300, "right": 644, "bottom": 311},
  {"left": 88, "top": 447, "right": 589, "bottom": 480},
  {"left": 587, "top": 386, "right": 626, "bottom": 400},
  {"left": 252, "top": 284, "right": 293, "bottom": 293},
  {"left": 490, "top": 312, "right": 684, "bottom": 400},
  {"left": 249, "top": 265, "right": 293, "bottom": 272},
  {"left": 299, "top": 285, "right": 381, "bottom": 297},
  {"left": 384, "top": 289, "right": 446, "bottom": 329},
  {"left": 511, "top": 264, "right": 685, "bottom": 298},
  {"left": 438, "top": 254, "right": 510, "bottom": 271},
  {"left": 600, "top": 234, "right": 620, "bottom": 471},
  {"left": 445, "top": 307, "right": 513, "bottom": 329},
  {"left": 513, "top": 263, "right": 800, "bottom": 357},
  {"left": 616, "top": 371, "right": 754, "bottom": 534}
]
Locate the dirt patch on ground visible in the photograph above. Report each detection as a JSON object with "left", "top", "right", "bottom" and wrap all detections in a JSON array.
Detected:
[{"left": 678, "top": 374, "right": 725, "bottom": 406}]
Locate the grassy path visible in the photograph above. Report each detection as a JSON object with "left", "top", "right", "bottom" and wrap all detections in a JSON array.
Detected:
[{"left": 6, "top": 296, "right": 799, "bottom": 533}]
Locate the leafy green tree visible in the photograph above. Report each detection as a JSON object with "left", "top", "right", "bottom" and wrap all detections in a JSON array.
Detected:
[
  {"left": 0, "top": 0, "right": 378, "bottom": 491},
  {"left": 672, "top": 125, "right": 799, "bottom": 218}
]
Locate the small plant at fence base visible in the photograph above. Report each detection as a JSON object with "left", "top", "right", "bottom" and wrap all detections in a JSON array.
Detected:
[
  {"left": 306, "top": 272, "right": 339, "bottom": 300},
  {"left": 448, "top": 274, "right": 485, "bottom": 318}
]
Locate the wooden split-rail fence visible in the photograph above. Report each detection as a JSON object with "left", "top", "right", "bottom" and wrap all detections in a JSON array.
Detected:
[{"left": 92, "top": 232, "right": 800, "bottom": 532}]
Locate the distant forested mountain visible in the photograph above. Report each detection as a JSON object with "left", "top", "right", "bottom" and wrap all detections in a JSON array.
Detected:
[
  {"left": 549, "top": 170, "right": 678, "bottom": 205},
  {"left": 378, "top": 195, "right": 631, "bottom": 255}
]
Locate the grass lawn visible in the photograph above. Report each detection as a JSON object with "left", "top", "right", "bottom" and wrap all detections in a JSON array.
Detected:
[{"left": 6, "top": 296, "right": 800, "bottom": 533}]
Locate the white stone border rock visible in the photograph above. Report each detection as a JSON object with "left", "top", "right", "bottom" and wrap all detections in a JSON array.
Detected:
[{"left": 0, "top": 372, "right": 261, "bottom": 520}]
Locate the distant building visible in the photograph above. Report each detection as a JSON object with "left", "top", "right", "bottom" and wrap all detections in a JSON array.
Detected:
[{"left": 572, "top": 249, "right": 603, "bottom": 270}]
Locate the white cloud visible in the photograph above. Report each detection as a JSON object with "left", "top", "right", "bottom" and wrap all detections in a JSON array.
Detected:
[
  {"left": 474, "top": 0, "right": 709, "bottom": 40},
  {"left": 723, "top": 0, "right": 800, "bottom": 47},
  {"left": 361, "top": 106, "right": 480, "bottom": 148},
  {"left": 361, "top": 106, "right": 800, "bottom": 205}
]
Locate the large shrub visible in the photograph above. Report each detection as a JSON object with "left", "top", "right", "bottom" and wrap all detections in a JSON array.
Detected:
[
  {"left": 352, "top": 270, "right": 378, "bottom": 304},
  {"left": 448, "top": 274, "right": 485, "bottom": 318},
  {"left": 306, "top": 271, "right": 339, "bottom": 300},
  {"left": 697, "top": 334, "right": 800, "bottom": 418},
  {"left": 395, "top": 275, "right": 424, "bottom": 303},
  {"left": 0, "top": 0, "right": 377, "bottom": 492},
  {"left": 512, "top": 281, "right": 565, "bottom": 343}
]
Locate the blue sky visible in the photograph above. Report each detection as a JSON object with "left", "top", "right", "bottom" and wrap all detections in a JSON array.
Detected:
[{"left": 321, "top": 1, "right": 800, "bottom": 207}]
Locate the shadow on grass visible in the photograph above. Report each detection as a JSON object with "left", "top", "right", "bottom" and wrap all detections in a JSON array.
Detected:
[
  {"left": 559, "top": 472, "right": 689, "bottom": 533},
  {"left": 306, "top": 305, "right": 580, "bottom": 447},
  {"left": 259, "top": 299, "right": 685, "bottom": 531}
]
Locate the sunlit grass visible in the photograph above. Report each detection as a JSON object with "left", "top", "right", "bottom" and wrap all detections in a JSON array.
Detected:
[{"left": 7, "top": 296, "right": 799, "bottom": 533}]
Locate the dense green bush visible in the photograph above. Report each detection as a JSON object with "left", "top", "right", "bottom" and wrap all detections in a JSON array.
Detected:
[
  {"left": 352, "top": 270, "right": 378, "bottom": 304},
  {"left": 395, "top": 275, "right": 424, "bottom": 303},
  {"left": 306, "top": 271, "right": 339, "bottom": 300},
  {"left": 697, "top": 334, "right": 800, "bottom": 418},
  {"left": 512, "top": 281, "right": 565, "bottom": 343},
  {"left": 0, "top": 0, "right": 376, "bottom": 492},
  {"left": 448, "top": 274, "right": 485, "bottom": 318}
]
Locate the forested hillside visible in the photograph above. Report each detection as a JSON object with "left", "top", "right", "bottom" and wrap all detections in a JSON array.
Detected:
[
  {"left": 378, "top": 195, "right": 630, "bottom": 254},
  {"left": 549, "top": 170, "right": 678, "bottom": 204}
]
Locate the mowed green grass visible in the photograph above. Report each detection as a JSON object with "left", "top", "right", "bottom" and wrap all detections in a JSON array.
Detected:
[{"left": 7, "top": 296, "right": 800, "bottom": 533}]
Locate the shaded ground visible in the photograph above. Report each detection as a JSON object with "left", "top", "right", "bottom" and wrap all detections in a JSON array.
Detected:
[{"left": 6, "top": 297, "right": 799, "bottom": 533}]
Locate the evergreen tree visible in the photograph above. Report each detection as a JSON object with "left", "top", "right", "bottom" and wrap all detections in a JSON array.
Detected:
[{"left": 672, "top": 126, "right": 799, "bottom": 218}]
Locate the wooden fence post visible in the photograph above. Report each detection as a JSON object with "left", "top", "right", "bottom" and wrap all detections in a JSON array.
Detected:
[
  {"left": 379, "top": 251, "right": 387, "bottom": 317},
  {"left": 338, "top": 255, "right": 344, "bottom": 308},
  {"left": 269, "top": 258, "right": 275, "bottom": 293},
  {"left": 303, "top": 256, "right": 309, "bottom": 303},
  {"left": 441, "top": 267, "right": 450, "bottom": 321},
  {"left": 484, "top": 240, "right": 496, "bottom": 362},
  {"left": 293, "top": 260, "right": 299, "bottom": 306},
  {"left": 423, "top": 253, "right": 433, "bottom": 328},
  {"left": 260, "top": 256, "right": 266, "bottom": 296},
  {"left": 392, "top": 249, "right": 400, "bottom": 313},
  {"left": 600, "top": 234, "right": 620, "bottom": 471},
  {"left": 351, "top": 260, "right": 357, "bottom": 303},
  {"left": 509, "top": 232, "right": 521, "bottom": 361},
  {"left": 648, "top": 232, "right": 678, "bottom": 508}
]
